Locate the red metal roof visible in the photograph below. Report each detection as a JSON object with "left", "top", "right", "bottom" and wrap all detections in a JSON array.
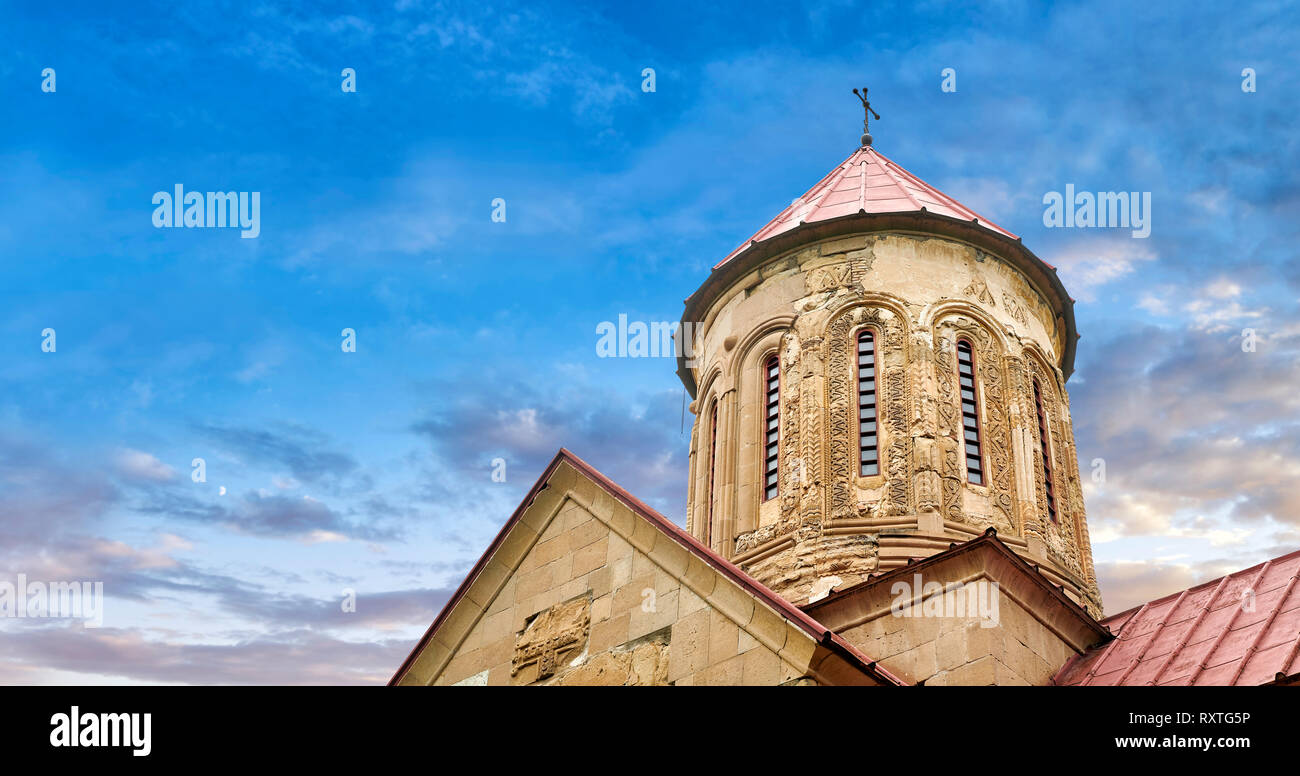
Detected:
[
  {"left": 715, "top": 144, "right": 1017, "bottom": 269},
  {"left": 390, "top": 448, "right": 906, "bottom": 686},
  {"left": 1054, "top": 547, "right": 1300, "bottom": 686}
]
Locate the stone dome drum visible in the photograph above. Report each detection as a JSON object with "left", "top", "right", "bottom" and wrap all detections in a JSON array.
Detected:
[{"left": 677, "top": 141, "right": 1102, "bottom": 616}]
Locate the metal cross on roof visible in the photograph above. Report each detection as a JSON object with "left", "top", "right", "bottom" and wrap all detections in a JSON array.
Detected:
[{"left": 853, "top": 87, "right": 880, "bottom": 147}]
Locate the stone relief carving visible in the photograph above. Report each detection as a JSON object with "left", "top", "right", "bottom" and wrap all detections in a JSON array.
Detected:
[
  {"left": 1009, "top": 272, "right": 1049, "bottom": 320},
  {"left": 825, "top": 305, "right": 910, "bottom": 521},
  {"left": 933, "top": 318, "right": 1017, "bottom": 535},
  {"left": 985, "top": 353, "right": 1021, "bottom": 529},
  {"left": 797, "top": 336, "right": 825, "bottom": 524},
  {"left": 807, "top": 263, "right": 852, "bottom": 294},
  {"left": 512, "top": 595, "right": 591, "bottom": 683},
  {"left": 1024, "top": 357, "right": 1083, "bottom": 578},
  {"left": 1020, "top": 355, "right": 1099, "bottom": 613},
  {"left": 979, "top": 346, "right": 1018, "bottom": 534},
  {"left": 909, "top": 332, "right": 944, "bottom": 516},
  {"left": 713, "top": 233, "right": 1098, "bottom": 612},
  {"left": 1007, "top": 356, "right": 1044, "bottom": 547},
  {"left": 735, "top": 517, "right": 797, "bottom": 554},
  {"left": 779, "top": 332, "right": 802, "bottom": 519},
  {"left": 963, "top": 274, "right": 996, "bottom": 307},
  {"left": 934, "top": 331, "right": 965, "bottom": 524},
  {"left": 911, "top": 332, "right": 938, "bottom": 439},
  {"left": 912, "top": 436, "right": 941, "bottom": 514},
  {"left": 881, "top": 367, "right": 911, "bottom": 516},
  {"left": 1002, "top": 292, "right": 1028, "bottom": 325}
]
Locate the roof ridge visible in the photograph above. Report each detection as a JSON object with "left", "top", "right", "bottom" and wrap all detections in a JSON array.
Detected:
[
  {"left": 1186, "top": 560, "right": 1272, "bottom": 686},
  {"left": 870, "top": 147, "right": 1016, "bottom": 238},
  {"left": 803, "top": 526, "right": 1110, "bottom": 653},
  {"left": 1113, "top": 589, "right": 1188, "bottom": 685},
  {"left": 1229, "top": 568, "right": 1300, "bottom": 684},
  {"left": 868, "top": 147, "right": 925, "bottom": 211},
  {"left": 1145, "top": 573, "right": 1231, "bottom": 685}
]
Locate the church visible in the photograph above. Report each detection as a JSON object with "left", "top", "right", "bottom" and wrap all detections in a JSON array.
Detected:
[{"left": 391, "top": 93, "right": 1300, "bottom": 687}]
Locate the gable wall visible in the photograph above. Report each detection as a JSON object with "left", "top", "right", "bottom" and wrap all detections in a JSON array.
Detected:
[{"left": 412, "top": 463, "right": 834, "bottom": 686}]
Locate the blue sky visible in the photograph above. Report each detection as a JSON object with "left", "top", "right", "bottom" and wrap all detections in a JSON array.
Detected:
[{"left": 1, "top": 0, "right": 1297, "bottom": 683}]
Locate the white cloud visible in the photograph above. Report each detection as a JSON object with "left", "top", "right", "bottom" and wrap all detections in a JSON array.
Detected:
[
  {"left": 1043, "top": 238, "right": 1157, "bottom": 301},
  {"left": 114, "top": 449, "right": 176, "bottom": 482},
  {"left": 1136, "top": 292, "right": 1169, "bottom": 315},
  {"left": 93, "top": 534, "right": 193, "bottom": 570},
  {"left": 1182, "top": 280, "right": 1265, "bottom": 331},
  {"left": 1203, "top": 278, "right": 1242, "bottom": 299},
  {"left": 303, "top": 530, "right": 348, "bottom": 544}
]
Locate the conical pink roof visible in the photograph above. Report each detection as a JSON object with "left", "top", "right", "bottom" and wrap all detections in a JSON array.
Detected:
[{"left": 716, "top": 145, "right": 1017, "bottom": 269}]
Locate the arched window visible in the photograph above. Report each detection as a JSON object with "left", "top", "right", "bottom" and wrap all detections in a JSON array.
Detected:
[
  {"left": 763, "top": 354, "right": 780, "bottom": 501},
  {"left": 706, "top": 402, "right": 718, "bottom": 544},
  {"left": 857, "top": 330, "right": 879, "bottom": 476},
  {"left": 1033, "top": 379, "right": 1057, "bottom": 523},
  {"left": 957, "top": 340, "right": 984, "bottom": 485}
]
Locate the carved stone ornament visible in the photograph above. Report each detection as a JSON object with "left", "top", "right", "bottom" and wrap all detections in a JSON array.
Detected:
[
  {"left": 512, "top": 595, "right": 591, "bottom": 681},
  {"left": 1002, "top": 292, "right": 1028, "bottom": 325},
  {"left": 826, "top": 305, "right": 910, "bottom": 520},
  {"left": 1025, "top": 358, "right": 1084, "bottom": 578},
  {"left": 807, "top": 263, "right": 853, "bottom": 294},
  {"left": 963, "top": 274, "right": 995, "bottom": 307},
  {"left": 934, "top": 318, "right": 1017, "bottom": 534}
]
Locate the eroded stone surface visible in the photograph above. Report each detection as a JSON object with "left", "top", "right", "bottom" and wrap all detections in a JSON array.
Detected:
[{"left": 684, "top": 231, "right": 1101, "bottom": 616}]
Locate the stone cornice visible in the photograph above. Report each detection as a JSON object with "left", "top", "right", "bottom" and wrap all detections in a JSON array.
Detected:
[{"left": 677, "top": 212, "right": 1078, "bottom": 398}]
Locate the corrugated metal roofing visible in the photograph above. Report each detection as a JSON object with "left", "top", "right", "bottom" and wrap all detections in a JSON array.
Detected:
[
  {"left": 715, "top": 144, "right": 1017, "bottom": 269},
  {"left": 1054, "top": 548, "right": 1300, "bottom": 686}
]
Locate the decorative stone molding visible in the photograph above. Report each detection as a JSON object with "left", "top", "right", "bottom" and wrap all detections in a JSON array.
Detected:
[
  {"left": 932, "top": 315, "right": 1018, "bottom": 536},
  {"left": 796, "top": 334, "right": 825, "bottom": 524},
  {"left": 1024, "top": 355, "right": 1085, "bottom": 582},
  {"left": 734, "top": 516, "right": 800, "bottom": 554},
  {"left": 933, "top": 329, "right": 965, "bottom": 525},
  {"left": 825, "top": 303, "right": 910, "bottom": 521},
  {"left": 779, "top": 331, "right": 803, "bottom": 520}
]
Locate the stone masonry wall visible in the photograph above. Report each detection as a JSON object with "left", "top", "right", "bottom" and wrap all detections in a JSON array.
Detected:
[{"left": 432, "top": 496, "right": 813, "bottom": 686}]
